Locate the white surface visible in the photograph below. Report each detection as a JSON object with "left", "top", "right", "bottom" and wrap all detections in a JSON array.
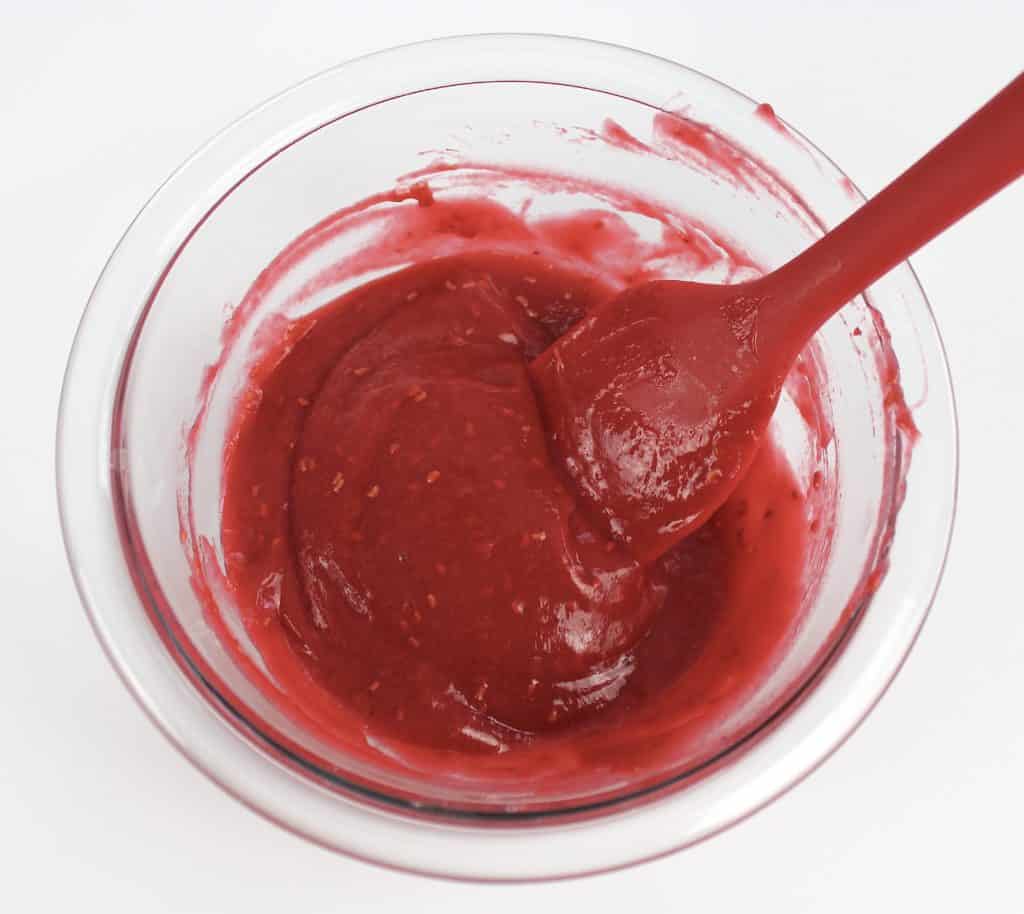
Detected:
[{"left": 2, "top": 1, "right": 1021, "bottom": 910}]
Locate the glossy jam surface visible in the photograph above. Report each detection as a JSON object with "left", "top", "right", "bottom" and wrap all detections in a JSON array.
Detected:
[
  {"left": 182, "top": 113, "right": 904, "bottom": 805},
  {"left": 220, "top": 236, "right": 810, "bottom": 754}
]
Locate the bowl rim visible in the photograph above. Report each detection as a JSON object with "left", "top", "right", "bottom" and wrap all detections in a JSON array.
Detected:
[{"left": 56, "top": 32, "right": 958, "bottom": 881}]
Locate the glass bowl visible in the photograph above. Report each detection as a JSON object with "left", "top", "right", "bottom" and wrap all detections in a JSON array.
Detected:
[{"left": 57, "top": 34, "right": 956, "bottom": 880}]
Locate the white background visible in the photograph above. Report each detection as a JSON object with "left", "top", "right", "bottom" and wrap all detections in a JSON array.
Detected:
[{"left": 3, "top": 1, "right": 1022, "bottom": 910}]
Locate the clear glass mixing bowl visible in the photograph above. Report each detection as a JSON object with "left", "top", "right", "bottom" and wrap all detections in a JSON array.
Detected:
[{"left": 57, "top": 34, "right": 956, "bottom": 880}]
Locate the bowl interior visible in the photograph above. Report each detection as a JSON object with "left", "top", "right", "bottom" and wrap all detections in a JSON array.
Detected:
[{"left": 119, "top": 78, "right": 905, "bottom": 814}]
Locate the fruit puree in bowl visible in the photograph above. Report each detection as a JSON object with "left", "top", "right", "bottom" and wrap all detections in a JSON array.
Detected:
[{"left": 182, "top": 134, "right": 911, "bottom": 813}]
